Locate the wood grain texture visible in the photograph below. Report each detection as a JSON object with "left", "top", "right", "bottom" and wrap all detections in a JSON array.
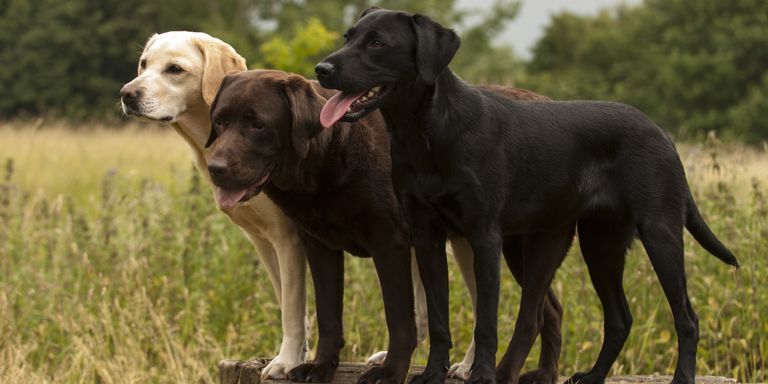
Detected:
[{"left": 218, "top": 359, "right": 738, "bottom": 384}]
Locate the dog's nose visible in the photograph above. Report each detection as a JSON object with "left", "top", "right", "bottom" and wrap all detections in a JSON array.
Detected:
[
  {"left": 207, "top": 159, "right": 230, "bottom": 178},
  {"left": 315, "top": 62, "right": 335, "bottom": 79},
  {"left": 120, "top": 85, "right": 142, "bottom": 105}
]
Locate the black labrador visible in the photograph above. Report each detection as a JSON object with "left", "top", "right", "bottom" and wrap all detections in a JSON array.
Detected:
[{"left": 315, "top": 8, "right": 738, "bottom": 384}]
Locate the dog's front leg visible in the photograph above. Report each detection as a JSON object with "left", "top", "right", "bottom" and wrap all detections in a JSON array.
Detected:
[
  {"left": 408, "top": 219, "right": 452, "bottom": 384},
  {"left": 359, "top": 234, "right": 417, "bottom": 384},
  {"left": 289, "top": 233, "right": 345, "bottom": 383},
  {"left": 262, "top": 234, "right": 309, "bottom": 380},
  {"left": 366, "top": 250, "right": 429, "bottom": 367},
  {"left": 465, "top": 230, "right": 503, "bottom": 384}
]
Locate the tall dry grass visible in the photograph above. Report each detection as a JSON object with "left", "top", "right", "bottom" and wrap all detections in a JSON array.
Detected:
[{"left": 0, "top": 124, "right": 765, "bottom": 383}]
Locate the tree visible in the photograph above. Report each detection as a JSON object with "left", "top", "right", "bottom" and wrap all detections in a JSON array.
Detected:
[{"left": 524, "top": 0, "right": 768, "bottom": 142}]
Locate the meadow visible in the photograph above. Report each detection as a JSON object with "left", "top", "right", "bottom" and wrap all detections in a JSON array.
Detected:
[{"left": 0, "top": 122, "right": 765, "bottom": 383}]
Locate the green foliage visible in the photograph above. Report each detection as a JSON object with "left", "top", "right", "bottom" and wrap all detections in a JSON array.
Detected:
[
  {"left": 0, "top": 0, "right": 210, "bottom": 120},
  {"left": 729, "top": 74, "right": 768, "bottom": 144},
  {"left": 0, "top": 0, "right": 520, "bottom": 120},
  {"left": 523, "top": 0, "right": 768, "bottom": 142},
  {"left": 259, "top": 18, "right": 340, "bottom": 77}
]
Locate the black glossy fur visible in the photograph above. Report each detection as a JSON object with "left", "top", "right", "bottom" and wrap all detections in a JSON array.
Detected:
[{"left": 316, "top": 8, "right": 738, "bottom": 384}]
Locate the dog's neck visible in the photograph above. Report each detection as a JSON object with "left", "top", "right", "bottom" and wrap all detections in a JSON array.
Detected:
[
  {"left": 171, "top": 102, "right": 215, "bottom": 176},
  {"left": 381, "top": 68, "right": 471, "bottom": 148},
  {"left": 270, "top": 122, "right": 360, "bottom": 195}
]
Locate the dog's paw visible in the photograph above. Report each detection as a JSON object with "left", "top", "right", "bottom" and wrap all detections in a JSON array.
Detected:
[
  {"left": 466, "top": 363, "right": 496, "bottom": 384},
  {"left": 564, "top": 371, "right": 605, "bottom": 384},
  {"left": 366, "top": 350, "right": 388, "bottom": 366},
  {"left": 447, "top": 360, "right": 472, "bottom": 380},
  {"left": 289, "top": 361, "right": 338, "bottom": 383},
  {"left": 261, "top": 355, "right": 302, "bottom": 380},
  {"left": 408, "top": 367, "right": 447, "bottom": 384},
  {"left": 519, "top": 368, "right": 558, "bottom": 384},
  {"left": 358, "top": 365, "right": 404, "bottom": 384}
]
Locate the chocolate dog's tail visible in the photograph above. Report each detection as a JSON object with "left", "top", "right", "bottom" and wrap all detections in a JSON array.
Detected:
[{"left": 685, "top": 194, "right": 739, "bottom": 267}]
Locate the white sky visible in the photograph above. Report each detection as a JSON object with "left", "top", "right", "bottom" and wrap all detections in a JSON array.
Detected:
[{"left": 456, "top": 0, "right": 643, "bottom": 58}]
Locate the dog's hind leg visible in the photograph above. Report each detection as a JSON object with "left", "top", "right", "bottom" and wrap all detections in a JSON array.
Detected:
[
  {"left": 446, "top": 236, "right": 477, "bottom": 380},
  {"left": 638, "top": 218, "right": 699, "bottom": 384},
  {"left": 565, "top": 214, "right": 634, "bottom": 384},
  {"left": 496, "top": 225, "right": 575, "bottom": 384},
  {"left": 503, "top": 235, "right": 563, "bottom": 384}
]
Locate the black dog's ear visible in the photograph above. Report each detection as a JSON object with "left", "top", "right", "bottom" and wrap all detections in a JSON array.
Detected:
[
  {"left": 411, "top": 14, "right": 461, "bottom": 83},
  {"left": 282, "top": 75, "right": 327, "bottom": 159},
  {"left": 205, "top": 74, "right": 234, "bottom": 148},
  {"left": 358, "top": 6, "right": 381, "bottom": 20}
]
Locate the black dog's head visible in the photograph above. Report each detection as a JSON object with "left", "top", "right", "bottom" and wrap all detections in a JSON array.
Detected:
[
  {"left": 204, "top": 70, "right": 326, "bottom": 210},
  {"left": 315, "top": 7, "right": 460, "bottom": 128}
]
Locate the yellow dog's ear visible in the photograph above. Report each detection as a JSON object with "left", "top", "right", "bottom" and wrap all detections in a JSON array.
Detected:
[
  {"left": 195, "top": 37, "right": 247, "bottom": 106},
  {"left": 281, "top": 75, "right": 327, "bottom": 159}
]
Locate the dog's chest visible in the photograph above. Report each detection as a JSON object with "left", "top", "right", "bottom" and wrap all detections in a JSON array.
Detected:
[{"left": 266, "top": 189, "right": 372, "bottom": 256}]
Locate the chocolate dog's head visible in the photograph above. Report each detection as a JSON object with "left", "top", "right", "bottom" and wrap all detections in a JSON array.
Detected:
[
  {"left": 315, "top": 7, "right": 460, "bottom": 128},
  {"left": 205, "top": 70, "right": 326, "bottom": 209}
]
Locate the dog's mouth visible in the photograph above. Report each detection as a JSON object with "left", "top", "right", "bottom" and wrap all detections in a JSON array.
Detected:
[
  {"left": 123, "top": 107, "right": 175, "bottom": 123},
  {"left": 320, "top": 85, "right": 392, "bottom": 128},
  {"left": 214, "top": 168, "right": 272, "bottom": 210}
]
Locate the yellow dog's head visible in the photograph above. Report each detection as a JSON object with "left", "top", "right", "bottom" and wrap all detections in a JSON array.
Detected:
[{"left": 120, "top": 31, "right": 246, "bottom": 124}]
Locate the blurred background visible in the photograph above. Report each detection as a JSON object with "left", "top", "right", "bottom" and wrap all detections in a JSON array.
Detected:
[
  {"left": 1, "top": 0, "right": 767, "bottom": 141},
  {"left": 0, "top": 1, "right": 766, "bottom": 383}
]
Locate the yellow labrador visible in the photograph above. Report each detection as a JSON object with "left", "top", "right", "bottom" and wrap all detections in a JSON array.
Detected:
[
  {"left": 119, "top": 31, "right": 480, "bottom": 380},
  {"left": 120, "top": 31, "right": 307, "bottom": 379}
]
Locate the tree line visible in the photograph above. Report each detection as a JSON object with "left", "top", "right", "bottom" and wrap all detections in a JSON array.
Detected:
[{"left": 0, "top": 0, "right": 765, "bottom": 142}]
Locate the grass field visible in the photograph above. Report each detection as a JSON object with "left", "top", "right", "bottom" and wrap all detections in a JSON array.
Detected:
[{"left": 0, "top": 122, "right": 765, "bottom": 383}]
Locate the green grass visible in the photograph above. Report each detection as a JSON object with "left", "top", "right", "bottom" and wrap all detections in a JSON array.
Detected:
[{"left": 0, "top": 123, "right": 765, "bottom": 383}]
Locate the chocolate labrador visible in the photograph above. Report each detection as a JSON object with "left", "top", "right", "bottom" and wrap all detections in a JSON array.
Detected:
[{"left": 315, "top": 7, "right": 738, "bottom": 384}]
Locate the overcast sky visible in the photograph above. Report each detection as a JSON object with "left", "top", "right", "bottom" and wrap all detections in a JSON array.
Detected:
[{"left": 456, "top": 0, "right": 643, "bottom": 58}]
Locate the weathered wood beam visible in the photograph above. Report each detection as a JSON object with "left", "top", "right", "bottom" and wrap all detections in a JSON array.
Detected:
[{"left": 218, "top": 359, "right": 738, "bottom": 384}]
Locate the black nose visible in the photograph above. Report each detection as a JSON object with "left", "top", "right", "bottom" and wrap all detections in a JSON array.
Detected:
[
  {"left": 120, "top": 84, "right": 142, "bottom": 106},
  {"left": 207, "top": 159, "right": 229, "bottom": 178},
  {"left": 315, "top": 62, "right": 335, "bottom": 79}
]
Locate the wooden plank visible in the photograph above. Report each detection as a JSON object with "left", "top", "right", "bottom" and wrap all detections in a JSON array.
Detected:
[{"left": 218, "top": 359, "right": 738, "bottom": 384}]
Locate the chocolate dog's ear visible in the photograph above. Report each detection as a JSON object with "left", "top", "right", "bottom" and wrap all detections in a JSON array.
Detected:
[
  {"left": 358, "top": 6, "right": 381, "bottom": 19},
  {"left": 282, "top": 75, "right": 327, "bottom": 159},
  {"left": 204, "top": 74, "right": 235, "bottom": 148},
  {"left": 411, "top": 14, "right": 461, "bottom": 83}
]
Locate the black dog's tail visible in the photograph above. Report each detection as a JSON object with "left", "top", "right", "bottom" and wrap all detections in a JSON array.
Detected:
[{"left": 685, "top": 194, "right": 739, "bottom": 267}]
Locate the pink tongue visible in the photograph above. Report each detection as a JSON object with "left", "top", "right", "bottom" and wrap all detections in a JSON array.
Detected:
[
  {"left": 320, "top": 90, "right": 366, "bottom": 128},
  {"left": 215, "top": 187, "right": 248, "bottom": 209}
]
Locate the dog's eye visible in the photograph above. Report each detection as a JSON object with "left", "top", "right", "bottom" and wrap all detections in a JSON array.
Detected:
[
  {"left": 250, "top": 121, "right": 263, "bottom": 130},
  {"left": 165, "top": 64, "right": 184, "bottom": 74},
  {"left": 214, "top": 118, "right": 227, "bottom": 127},
  {"left": 367, "top": 40, "right": 384, "bottom": 48},
  {"left": 140, "top": 59, "right": 147, "bottom": 69}
]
